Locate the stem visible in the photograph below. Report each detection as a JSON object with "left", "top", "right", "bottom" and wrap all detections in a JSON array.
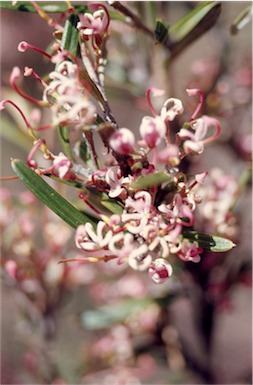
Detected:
[{"left": 108, "top": 1, "right": 154, "bottom": 38}]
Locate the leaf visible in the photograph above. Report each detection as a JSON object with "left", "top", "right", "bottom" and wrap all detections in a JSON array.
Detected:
[
  {"left": 11, "top": 159, "right": 97, "bottom": 229},
  {"left": 57, "top": 126, "right": 74, "bottom": 161},
  {"left": 182, "top": 231, "right": 236, "bottom": 252},
  {"left": 168, "top": 2, "right": 222, "bottom": 58},
  {"left": 61, "top": 13, "right": 80, "bottom": 57},
  {"left": 87, "top": 188, "right": 124, "bottom": 216},
  {"left": 0, "top": 2, "right": 88, "bottom": 13},
  {"left": 155, "top": 19, "right": 169, "bottom": 44},
  {"left": 230, "top": 5, "right": 252, "bottom": 35},
  {"left": 56, "top": 15, "right": 80, "bottom": 160},
  {"left": 81, "top": 298, "right": 152, "bottom": 330},
  {"left": 130, "top": 171, "right": 173, "bottom": 191}
]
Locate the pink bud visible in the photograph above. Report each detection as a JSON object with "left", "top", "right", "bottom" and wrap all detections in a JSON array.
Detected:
[
  {"left": 109, "top": 128, "right": 135, "bottom": 155},
  {"left": 5, "top": 260, "right": 17, "bottom": 280},
  {"left": 139, "top": 116, "right": 166, "bottom": 148}
]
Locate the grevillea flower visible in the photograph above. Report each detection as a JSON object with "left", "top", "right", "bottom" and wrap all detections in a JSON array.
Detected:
[
  {"left": 148, "top": 258, "right": 173, "bottom": 284},
  {"left": 77, "top": 3, "right": 110, "bottom": 37},
  {"left": 160, "top": 98, "right": 184, "bottom": 121},
  {"left": 177, "top": 240, "right": 203, "bottom": 263},
  {"left": 52, "top": 153, "right": 73, "bottom": 179}
]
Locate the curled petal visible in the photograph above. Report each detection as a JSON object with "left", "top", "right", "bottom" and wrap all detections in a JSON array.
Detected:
[
  {"left": 160, "top": 98, "right": 184, "bottom": 121},
  {"left": 128, "top": 245, "right": 151, "bottom": 271}
]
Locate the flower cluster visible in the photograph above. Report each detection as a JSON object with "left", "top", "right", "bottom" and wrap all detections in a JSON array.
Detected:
[{"left": 1, "top": 3, "right": 234, "bottom": 285}]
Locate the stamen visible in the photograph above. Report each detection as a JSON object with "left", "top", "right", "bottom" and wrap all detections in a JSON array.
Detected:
[
  {"left": 10, "top": 67, "right": 45, "bottom": 106},
  {"left": 18, "top": 41, "right": 52, "bottom": 59},
  {"left": 146, "top": 87, "right": 164, "bottom": 117},
  {"left": 24, "top": 66, "right": 48, "bottom": 88},
  {"left": 202, "top": 116, "right": 221, "bottom": 145},
  {"left": 0, "top": 99, "right": 37, "bottom": 140},
  {"left": 186, "top": 88, "right": 204, "bottom": 121}
]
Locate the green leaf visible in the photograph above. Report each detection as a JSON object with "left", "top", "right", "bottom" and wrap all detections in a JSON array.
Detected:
[
  {"left": 87, "top": 188, "right": 124, "bottom": 216},
  {"left": 230, "top": 5, "right": 252, "bottom": 35},
  {"left": 155, "top": 19, "right": 168, "bottom": 44},
  {"left": 168, "top": 2, "right": 222, "bottom": 58},
  {"left": 57, "top": 126, "right": 73, "bottom": 161},
  {"left": 130, "top": 171, "right": 173, "bottom": 191},
  {"left": 81, "top": 298, "right": 152, "bottom": 330},
  {"left": 11, "top": 159, "right": 97, "bottom": 229},
  {"left": 61, "top": 14, "right": 80, "bottom": 57},
  {"left": 182, "top": 231, "right": 235, "bottom": 252},
  {"left": 0, "top": 2, "right": 88, "bottom": 13},
  {"left": 56, "top": 15, "right": 80, "bottom": 160}
]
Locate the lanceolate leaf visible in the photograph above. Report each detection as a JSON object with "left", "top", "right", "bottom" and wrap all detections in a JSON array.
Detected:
[
  {"left": 130, "top": 171, "right": 173, "bottom": 191},
  {"left": 0, "top": 2, "right": 88, "bottom": 13},
  {"left": 11, "top": 159, "right": 97, "bottom": 229},
  {"left": 61, "top": 13, "right": 80, "bottom": 57},
  {"left": 168, "top": 2, "right": 222, "bottom": 58},
  {"left": 230, "top": 5, "right": 252, "bottom": 35},
  {"left": 81, "top": 298, "right": 152, "bottom": 330},
  {"left": 182, "top": 231, "right": 235, "bottom": 252},
  {"left": 56, "top": 15, "right": 80, "bottom": 160}
]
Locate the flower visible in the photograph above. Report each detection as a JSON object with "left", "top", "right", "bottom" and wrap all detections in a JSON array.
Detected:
[
  {"left": 149, "top": 258, "right": 173, "bottom": 284},
  {"left": 76, "top": 222, "right": 113, "bottom": 252},
  {"left": 52, "top": 153, "right": 73, "bottom": 179},
  {"left": 177, "top": 240, "right": 203, "bottom": 263},
  {"left": 160, "top": 98, "right": 184, "bottom": 121},
  {"left": 77, "top": 3, "right": 110, "bottom": 38}
]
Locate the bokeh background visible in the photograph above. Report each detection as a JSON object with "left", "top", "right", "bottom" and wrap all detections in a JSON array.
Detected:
[{"left": 0, "top": 2, "right": 252, "bottom": 384}]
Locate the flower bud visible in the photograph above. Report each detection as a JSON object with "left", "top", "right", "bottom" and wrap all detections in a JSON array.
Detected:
[{"left": 109, "top": 128, "right": 135, "bottom": 155}]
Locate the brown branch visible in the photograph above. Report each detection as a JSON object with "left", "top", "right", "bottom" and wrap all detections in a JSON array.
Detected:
[{"left": 108, "top": 1, "right": 154, "bottom": 38}]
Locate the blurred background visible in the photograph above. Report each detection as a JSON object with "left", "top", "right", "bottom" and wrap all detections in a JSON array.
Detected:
[{"left": 0, "top": 2, "right": 252, "bottom": 384}]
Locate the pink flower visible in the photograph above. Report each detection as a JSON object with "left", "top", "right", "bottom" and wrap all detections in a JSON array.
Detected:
[
  {"left": 109, "top": 128, "right": 136, "bottom": 155},
  {"left": 139, "top": 116, "right": 166, "bottom": 148},
  {"left": 105, "top": 166, "right": 131, "bottom": 199},
  {"left": 160, "top": 98, "right": 184, "bottom": 121},
  {"left": 178, "top": 116, "right": 221, "bottom": 154},
  {"left": 77, "top": 3, "right": 110, "bottom": 37},
  {"left": 128, "top": 245, "right": 152, "bottom": 271},
  {"left": 52, "top": 153, "right": 73, "bottom": 179},
  {"left": 177, "top": 240, "right": 203, "bottom": 263},
  {"left": 149, "top": 258, "right": 173, "bottom": 284},
  {"left": 76, "top": 222, "right": 113, "bottom": 252}
]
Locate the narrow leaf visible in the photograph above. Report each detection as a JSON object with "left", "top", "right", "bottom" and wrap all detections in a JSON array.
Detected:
[
  {"left": 168, "top": 2, "right": 222, "bottom": 58},
  {"left": 56, "top": 15, "right": 80, "bottom": 160},
  {"left": 11, "top": 159, "right": 96, "bottom": 229},
  {"left": 155, "top": 19, "right": 168, "bottom": 44},
  {"left": 0, "top": 2, "right": 88, "bottom": 13},
  {"left": 230, "top": 5, "right": 252, "bottom": 35},
  {"left": 182, "top": 231, "right": 236, "bottom": 252},
  {"left": 61, "top": 14, "right": 80, "bottom": 57},
  {"left": 130, "top": 171, "right": 173, "bottom": 191},
  {"left": 81, "top": 298, "right": 151, "bottom": 330}
]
